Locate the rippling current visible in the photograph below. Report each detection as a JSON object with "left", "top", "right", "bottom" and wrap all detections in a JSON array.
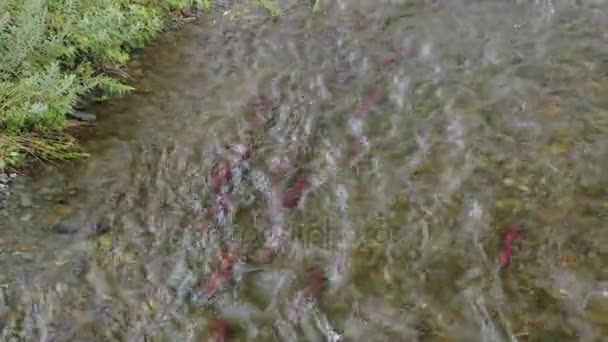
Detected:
[{"left": 1, "top": 0, "right": 607, "bottom": 341}]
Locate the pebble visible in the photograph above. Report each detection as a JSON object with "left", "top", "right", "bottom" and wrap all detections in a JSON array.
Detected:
[
  {"left": 131, "top": 68, "right": 144, "bottom": 78},
  {"left": 20, "top": 252, "right": 34, "bottom": 262},
  {"left": 502, "top": 178, "right": 515, "bottom": 186},
  {"left": 383, "top": 265, "right": 393, "bottom": 283},
  {"left": 19, "top": 193, "right": 33, "bottom": 207},
  {"left": 517, "top": 184, "right": 531, "bottom": 193}
]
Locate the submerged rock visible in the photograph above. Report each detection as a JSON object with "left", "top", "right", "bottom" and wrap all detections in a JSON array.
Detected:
[
  {"left": 0, "top": 304, "right": 6, "bottom": 334},
  {"left": 19, "top": 252, "right": 34, "bottom": 262},
  {"left": 51, "top": 210, "right": 88, "bottom": 235},
  {"left": 19, "top": 193, "right": 33, "bottom": 208}
]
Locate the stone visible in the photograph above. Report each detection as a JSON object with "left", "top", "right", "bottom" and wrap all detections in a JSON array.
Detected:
[
  {"left": 52, "top": 210, "right": 87, "bottom": 234},
  {"left": 130, "top": 68, "right": 144, "bottom": 78},
  {"left": 67, "top": 110, "right": 97, "bottom": 122},
  {"left": 19, "top": 193, "right": 33, "bottom": 207},
  {"left": 20, "top": 252, "right": 34, "bottom": 262},
  {"left": 502, "top": 178, "right": 515, "bottom": 186}
]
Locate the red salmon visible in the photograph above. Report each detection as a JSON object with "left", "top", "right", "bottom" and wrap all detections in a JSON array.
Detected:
[
  {"left": 282, "top": 175, "right": 311, "bottom": 209},
  {"left": 498, "top": 224, "right": 524, "bottom": 268}
]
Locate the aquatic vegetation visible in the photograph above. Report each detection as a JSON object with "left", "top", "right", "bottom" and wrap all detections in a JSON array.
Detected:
[{"left": 256, "top": 0, "right": 281, "bottom": 16}]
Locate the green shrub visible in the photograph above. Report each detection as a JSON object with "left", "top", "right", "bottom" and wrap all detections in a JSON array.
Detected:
[{"left": 0, "top": 0, "right": 205, "bottom": 170}]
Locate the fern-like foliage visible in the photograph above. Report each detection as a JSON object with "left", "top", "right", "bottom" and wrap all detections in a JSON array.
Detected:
[{"left": 0, "top": 0, "right": 208, "bottom": 169}]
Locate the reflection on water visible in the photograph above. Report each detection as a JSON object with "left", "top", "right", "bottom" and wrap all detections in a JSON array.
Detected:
[{"left": 1, "top": 0, "right": 607, "bottom": 341}]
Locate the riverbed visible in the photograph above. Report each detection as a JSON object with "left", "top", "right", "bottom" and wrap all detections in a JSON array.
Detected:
[{"left": 1, "top": 0, "right": 607, "bottom": 341}]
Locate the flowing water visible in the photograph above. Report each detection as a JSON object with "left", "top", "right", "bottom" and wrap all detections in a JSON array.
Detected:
[{"left": 1, "top": 0, "right": 607, "bottom": 340}]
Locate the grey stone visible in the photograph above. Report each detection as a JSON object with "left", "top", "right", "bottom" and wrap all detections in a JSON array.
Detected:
[
  {"left": 19, "top": 193, "right": 32, "bottom": 207},
  {"left": 52, "top": 210, "right": 87, "bottom": 234},
  {"left": 67, "top": 110, "right": 97, "bottom": 122},
  {"left": 8, "top": 173, "right": 16, "bottom": 178},
  {"left": 20, "top": 252, "right": 34, "bottom": 262}
]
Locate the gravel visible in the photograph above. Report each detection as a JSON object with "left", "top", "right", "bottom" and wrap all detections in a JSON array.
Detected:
[
  {"left": 0, "top": 172, "right": 11, "bottom": 201},
  {"left": 0, "top": 172, "right": 20, "bottom": 217}
]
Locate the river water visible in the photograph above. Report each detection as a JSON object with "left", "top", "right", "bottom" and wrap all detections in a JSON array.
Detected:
[{"left": 1, "top": 0, "right": 607, "bottom": 341}]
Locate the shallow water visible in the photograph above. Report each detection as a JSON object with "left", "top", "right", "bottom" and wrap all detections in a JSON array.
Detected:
[{"left": 1, "top": 0, "right": 607, "bottom": 341}]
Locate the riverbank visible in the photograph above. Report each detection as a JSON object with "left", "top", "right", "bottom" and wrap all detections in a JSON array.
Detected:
[
  {"left": 0, "top": 0, "right": 290, "bottom": 174},
  {"left": 0, "top": 0, "right": 214, "bottom": 173}
]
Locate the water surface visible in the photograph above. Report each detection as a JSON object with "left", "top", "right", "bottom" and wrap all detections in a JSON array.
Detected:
[{"left": 1, "top": 1, "right": 607, "bottom": 341}]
